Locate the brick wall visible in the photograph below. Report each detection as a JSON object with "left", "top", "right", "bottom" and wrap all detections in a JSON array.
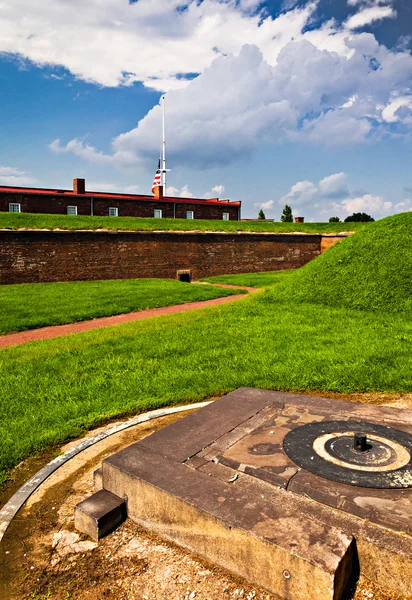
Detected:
[
  {"left": 0, "top": 230, "right": 322, "bottom": 284},
  {"left": 320, "top": 235, "right": 347, "bottom": 253},
  {"left": 0, "top": 193, "right": 93, "bottom": 216},
  {"left": 0, "top": 193, "right": 240, "bottom": 220}
]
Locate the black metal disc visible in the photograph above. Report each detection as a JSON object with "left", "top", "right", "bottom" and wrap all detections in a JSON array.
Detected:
[
  {"left": 324, "top": 436, "right": 396, "bottom": 467},
  {"left": 283, "top": 421, "right": 412, "bottom": 488}
]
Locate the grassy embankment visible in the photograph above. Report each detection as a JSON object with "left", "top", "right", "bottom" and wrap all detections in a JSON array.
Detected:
[
  {"left": 201, "top": 270, "right": 293, "bottom": 288},
  {"left": 0, "top": 211, "right": 366, "bottom": 234},
  {"left": 268, "top": 211, "right": 412, "bottom": 314},
  {"left": 0, "top": 213, "right": 410, "bottom": 488},
  {"left": 0, "top": 279, "right": 245, "bottom": 335}
]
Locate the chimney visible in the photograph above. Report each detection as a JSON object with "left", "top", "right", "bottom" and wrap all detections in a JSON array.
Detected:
[
  {"left": 294, "top": 216, "right": 304, "bottom": 223},
  {"left": 73, "top": 178, "right": 86, "bottom": 195},
  {"left": 153, "top": 185, "right": 164, "bottom": 199}
]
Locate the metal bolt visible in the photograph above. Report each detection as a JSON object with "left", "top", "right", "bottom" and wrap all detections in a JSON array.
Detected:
[
  {"left": 354, "top": 433, "right": 368, "bottom": 452},
  {"left": 282, "top": 570, "right": 291, "bottom": 580}
]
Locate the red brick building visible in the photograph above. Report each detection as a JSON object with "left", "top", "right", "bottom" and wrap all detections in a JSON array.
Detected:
[{"left": 0, "top": 178, "right": 241, "bottom": 221}]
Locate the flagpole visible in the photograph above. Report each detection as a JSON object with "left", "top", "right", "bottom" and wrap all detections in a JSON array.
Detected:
[{"left": 161, "top": 95, "right": 166, "bottom": 192}]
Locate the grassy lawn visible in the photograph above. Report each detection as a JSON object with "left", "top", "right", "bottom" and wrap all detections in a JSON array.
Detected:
[
  {"left": 0, "top": 213, "right": 410, "bottom": 489},
  {"left": 0, "top": 291, "right": 411, "bottom": 488},
  {"left": 200, "top": 270, "right": 293, "bottom": 288},
  {"left": 0, "top": 211, "right": 367, "bottom": 234},
  {"left": 0, "top": 278, "right": 245, "bottom": 335}
]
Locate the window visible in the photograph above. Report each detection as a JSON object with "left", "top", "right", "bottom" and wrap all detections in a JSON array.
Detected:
[
  {"left": 154, "top": 209, "right": 162, "bottom": 218},
  {"left": 9, "top": 203, "right": 21, "bottom": 213},
  {"left": 109, "top": 207, "right": 118, "bottom": 217},
  {"left": 67, "top": 206, "right": 78, "bottom": 215},
  {"left": 186, "top": 210, "right": 194, "bottom": 219},
  {"left": 222, "top": 213, "right": 229, "bottom": 220}
]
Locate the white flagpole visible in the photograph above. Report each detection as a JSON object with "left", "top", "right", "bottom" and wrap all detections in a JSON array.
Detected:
[{"left": 161, "top": 95, "right": 166, "bottom": 191}]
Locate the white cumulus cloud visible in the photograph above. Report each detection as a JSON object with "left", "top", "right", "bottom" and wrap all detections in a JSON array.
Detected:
[
  {"left": 37, "top": 0, "right": 412, "bottom": 169},
  {"left": 318, "top": 173, "right": 349, "bottom": 197},
  {"left": 338, "top": 193, "right": 391, "bottom": 214},
  {"left": 0, "top": 0, "right": 318, "bottom": 91},
  {"left": 381, "top": 96, "right": 412, "bottom": 124},
  {"left": 345, "top": 5, "right": 396, "bottom": 29},
  {"left": 166, "top": 184, "right": 193, "bottom": 198},
  {"left": 347, "top": 0, "right": 395, "bottom": 7},
  {"left": 0, "top": 166, "right": 37, "bottom": 186},
  {"left": 50, "top": 139, "right": 113, "bottom": 165},
  {"left": 280, "top": 180, "right": 318, "bottom": 206},
  {"left": 212, "top": 185, "right": 225, "bottom": 195},
  {"left": 279, "top": 172, "right": 397, "bottom": 220},
  {"left": 255, "top": 199, "right": 275, "bottom": 210},
  {"left": 394, "top": 200, "right": 412, "bottom": 211},
  {"left": 51, "top": 34, "right": 412, "bottom": 168}
]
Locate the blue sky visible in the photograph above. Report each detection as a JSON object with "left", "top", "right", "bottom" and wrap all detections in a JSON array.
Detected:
[{"left": 0, "top": 0, "right": 411, "bottom": 220}]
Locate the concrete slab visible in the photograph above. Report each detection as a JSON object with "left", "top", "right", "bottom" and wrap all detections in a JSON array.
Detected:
[
  {"left": 78, "top": 389, "right": 412, "bottom": 599},
  {"left": 103, "top": 444, "right": 355, "bottom": 600}
]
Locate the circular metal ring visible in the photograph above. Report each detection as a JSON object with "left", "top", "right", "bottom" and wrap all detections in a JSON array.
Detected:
[{"left": 283, "top": 421, "right": 412, "bottom": 488}]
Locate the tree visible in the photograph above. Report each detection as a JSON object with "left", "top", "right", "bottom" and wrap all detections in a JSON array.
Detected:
[
  {"left": 258, "top": 209, "right": 266, "bottom": 220},
  {"left": 344, "top": 213, "right": 374, "bottom": 223},
  {"left": 329, "top": 216, "right": 341, "bottom": 223},
  {"left": 281, "top": 204, "right": 293, "bottom": 223}
]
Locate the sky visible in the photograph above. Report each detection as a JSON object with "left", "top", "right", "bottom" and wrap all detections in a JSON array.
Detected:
[{"left": 0, "top": 0, "right": 412, "bottom": 221}]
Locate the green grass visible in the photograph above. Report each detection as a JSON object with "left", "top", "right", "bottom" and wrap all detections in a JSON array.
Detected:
[
  {"left": 1, "top": 213, "right": 410, "bottom": 488},
  {"left": 0, "top": 278, "right": 245, "bottom": 335},
  {"left": 0, "top": 211, "right": 368, "bottom": 234},
  {"left": 0, "top": 290, "right": 411, "bottom": 487},
  {"left": 269, "top": 212, "right": 412, "bottom": 313},
  {"left": 200, "top": 270, "right": 293, "bottom": 288}
]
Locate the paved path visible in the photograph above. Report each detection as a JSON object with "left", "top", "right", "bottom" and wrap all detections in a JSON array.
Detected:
[
  {"left": 0, "top": 285, "right": 257, "bottom": 349},
  {"left": 193, "top": 283, "right": 257, "bottom": 293}
]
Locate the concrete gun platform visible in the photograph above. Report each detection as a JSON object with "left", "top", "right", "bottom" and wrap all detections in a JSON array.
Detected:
[{"left": 76, "top": 389, "right": 412, "bottom": 600}]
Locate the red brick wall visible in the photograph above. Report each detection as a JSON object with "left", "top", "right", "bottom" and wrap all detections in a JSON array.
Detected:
[
  {"left": 0, "top": 193, "right": 240, "bottom": 220},
  {"left": 320, "top": 235, "right": 347, "bottom": 253},
  {"left": 0, "top": 230, "right": 321, "bottom": 284},
  {"left": 0, "top": 193, "right": 93, "bottom": 216}
]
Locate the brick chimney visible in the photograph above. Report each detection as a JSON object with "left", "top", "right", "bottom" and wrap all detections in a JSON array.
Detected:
[
  {"left": 153, "top": 185, "right": 164, "bottom": 199},
  {"left": 73, "top": 178, "right": 86, "bottom": 195},
  {"left": 294, "top": 216, "right": 304, "bottom": 223}
]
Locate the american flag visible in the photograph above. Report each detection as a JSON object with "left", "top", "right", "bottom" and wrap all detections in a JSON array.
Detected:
[{"left": 151, "top": 159, "right": 162, "bottom": 193}]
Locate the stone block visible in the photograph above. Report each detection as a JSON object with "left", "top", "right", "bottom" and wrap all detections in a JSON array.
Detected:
[
  {"left": 93, "top": 467, "right": 103, "bottom": 492},
  {"left": 74, "top": 490, "right": 126, "bottom": 541}
]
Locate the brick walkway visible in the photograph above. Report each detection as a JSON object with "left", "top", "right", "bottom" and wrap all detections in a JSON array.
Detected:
[{"left": 0, "top": 285, "right": 257, "bottom": 349}]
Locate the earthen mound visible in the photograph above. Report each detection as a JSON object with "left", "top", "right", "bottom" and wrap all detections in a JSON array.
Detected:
[{"left": 266, "top": 212, "right": 412, "bottom": 313}]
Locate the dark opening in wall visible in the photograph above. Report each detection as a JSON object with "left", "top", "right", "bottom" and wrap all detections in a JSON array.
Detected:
[{"left": 177, "top": 270, "right": 192, "bottom": 283}]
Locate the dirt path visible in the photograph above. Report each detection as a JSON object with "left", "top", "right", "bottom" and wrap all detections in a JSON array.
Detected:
[
  {"left": 193, "top": 282, "right": 258, "bottom": 293},
  {"left": 0, "top": 287, "right": 255, "bottom": 349}
]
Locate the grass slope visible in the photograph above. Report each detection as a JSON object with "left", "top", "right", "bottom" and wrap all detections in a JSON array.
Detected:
[
  {"left": 0, "top": 211, "right": 367, "bottom": 234},
  {"left": 1, "top": 214, "right": 410, "bottom": 487},
  {"left": 267, "top": 212, "right": 412, "bottom": 313},
  {"left": 0, "top": 278, "right": 244, "bottom": 335},
  {"left": 201, "top": 270, "right": 293, "bottom": 287},
  {"left": 1, "top": 291, "right": 411, "bottom": 487}
]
